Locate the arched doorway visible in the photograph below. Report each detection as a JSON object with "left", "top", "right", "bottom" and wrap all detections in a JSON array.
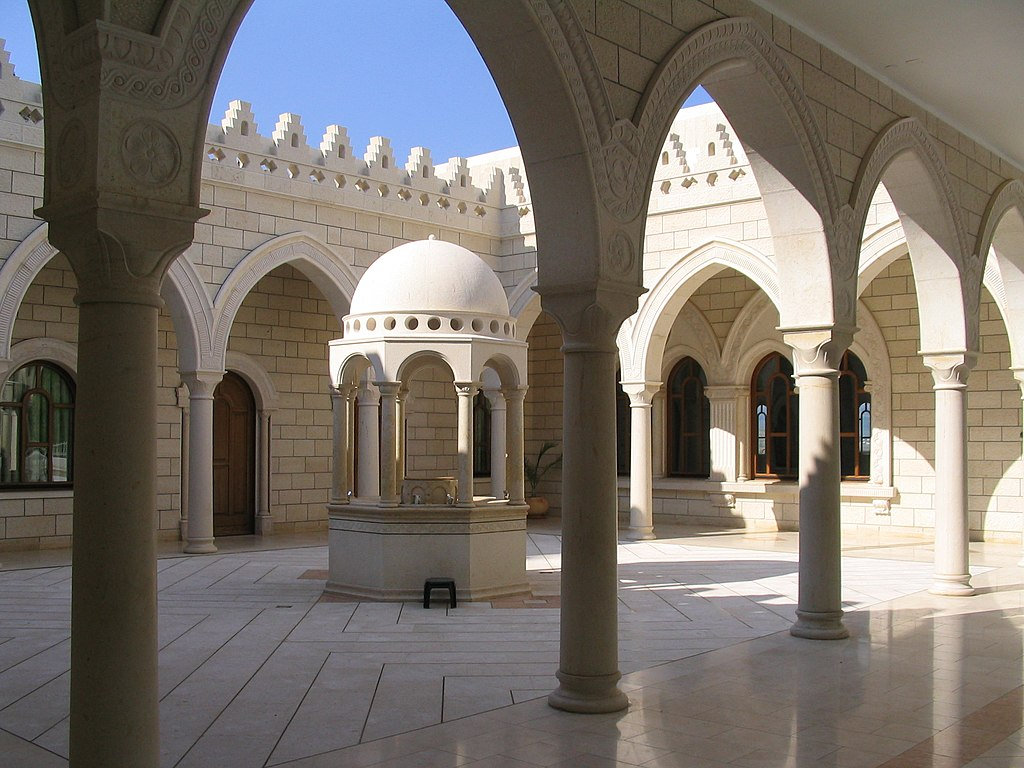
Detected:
[{"left": 213, "top": 371, "right": 256, "bottom": 536}]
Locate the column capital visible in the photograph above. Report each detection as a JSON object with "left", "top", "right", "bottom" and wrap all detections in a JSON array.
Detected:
[
  {"left": 374, "top": 381, "right": 402, "bottom": 397},
  {"left": 331, "top": 383, "right": 356, "bottom": 399},
  {"left": 501, "top": 385, "right": 528, "bottom": 403},
  {"left": 782, "top": 324, "right": 856, "bottom": 376},
  {"left": 537, "top": 285, "right": 640, "bottom": 353},
  {"left": 454, "top": 381, "right": 479, "bottom": 397},
  {"left": 620, "top": 380, "right": 661, "bottom": 406},
  {"left": 704, "top": 384, "right": 748, "bottom": 401},
  {"left": 1010, "top": 367, "right": 1024, "bottom": 394},
  {"left": 923, "top": 351, "right": 976, "bottom": 390},
  {"left": 180, "top": 370, "right": 224, "bottom": 399},
  {"left": 482, "top": 386, "right": 508, "bottom": 409}
]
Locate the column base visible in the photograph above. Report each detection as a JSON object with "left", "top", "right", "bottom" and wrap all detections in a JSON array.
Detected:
[
  {"left": 183, "top": 539, "right": 217, "bottom": 554},
  {"left": 623, "top": 526, "right": 655, "bottom": 541},
  {"left": 790, "top": 609, "right": 849, "bottom": 640},
  {"left": 929, "top": 575, "right": 975, "bottom": 596},
  {"left": 179, "top": 519, "right": 188, "bottom": 542},
  {"left": 256, "top": 515, "right": 274, "bottom": 536},
  {"left": 548, "top": 670, "right": 629, "bottom": 713}
]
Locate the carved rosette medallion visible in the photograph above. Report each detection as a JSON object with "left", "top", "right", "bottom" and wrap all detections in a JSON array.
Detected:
[
  {"left": 121, "top": 119, "right": 181, "bottom": 186},
  {"left": 606, "top": 231, "right": 634, "bottom": 277},
  {"left": 57, "top": 120, "right": 86, "bottom": 188}
]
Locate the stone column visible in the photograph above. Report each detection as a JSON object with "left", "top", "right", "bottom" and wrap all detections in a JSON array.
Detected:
[
  {"left": 651, "top": 390, "right": 666, "bottom": 477},
  {"left": 256, "top": 410, "right": 273, "bottom": 535},
  {"left": 784, "top": 327, "right": 853, "bottom": 640},
  {"left": 42, "top": 214, "right": 204, "bottom": 767},
  {"left": 706, "top": 385, "right": 744, "bottom": 482},
  {"left": 504, "top": 386, "right": 527, "bottom": 505},
  {"left": 181, "top": 371, "right": 223, "bottom": 554},
  {"left": 455, "top": 382, "right": 478, "bottom": 506},
  {"left": 543, "top": 295, "right": 633, "bottom": 715},
  {"left": 356, "top": 381, "right": 380, "bottom": 500},
  {"left": 484, "top": 387, "right": 508, "bottom": 497},
  {"left": 925, "top": 353, "right": 976, "bottom": 595},
  {"left": 621, "top": 382, "right": 660, "bottom": 540},
  {"left": 377, "top": 382, "right": 401, "bottom": 507},
  {"left": 176, "top": 385, "right": 190, "bottom": 541},
  {"left": 396, "top": 386, "right": 409, "bottom": 494},
  {"left": 736, "top": 389, "right": 751, "bottom": 482},
  {"left": 330, "top": 385, "right": 353, "bottom": 504}
]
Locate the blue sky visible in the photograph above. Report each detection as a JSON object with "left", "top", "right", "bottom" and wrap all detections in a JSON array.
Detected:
[{"left": 1, "top": 0, "right": 710, "bottom": 161}]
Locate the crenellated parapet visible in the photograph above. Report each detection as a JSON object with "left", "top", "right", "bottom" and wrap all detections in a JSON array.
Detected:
[{"left": 0, "top": 38, "right": 43, "bottom": 146}]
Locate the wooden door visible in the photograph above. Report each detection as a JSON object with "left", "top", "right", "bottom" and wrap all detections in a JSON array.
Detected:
[{"left": 213, "top": 372, "right": 255, "bottom": 536}]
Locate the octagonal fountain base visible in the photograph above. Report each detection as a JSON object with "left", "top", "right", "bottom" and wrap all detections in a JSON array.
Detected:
[{"left": 326, "top": 499, "right": 530, "bottom": 601}]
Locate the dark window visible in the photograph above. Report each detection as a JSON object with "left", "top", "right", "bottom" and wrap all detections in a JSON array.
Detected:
[
  {"left": 839, "top": 351, "right": 871, "bottom": 479},
  {"left": 473, "top": 391, "right": 491, "bottom": 477},
  {"left": 615, "top": 379, "right": 630, "bottom": 475},
  {"left": 666, "top": 357, "right": 710, "bottom": 477},
  {"left": 752, "top": 353, "right": 797, "bottom": 478},
  {"left": 0, "top": 362, "right": 74, "bottom": 486}
]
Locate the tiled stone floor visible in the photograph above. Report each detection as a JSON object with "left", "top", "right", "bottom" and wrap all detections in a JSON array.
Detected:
[{"left": 0, "top": 521, "right": 1021, "bottom": 767}]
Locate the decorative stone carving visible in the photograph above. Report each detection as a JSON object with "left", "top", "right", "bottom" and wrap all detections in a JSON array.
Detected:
[
  {"left": 783, "top": 326, "right": 855, "bottom": 377},
  {"left": 923, "top": 352, "right": 976, "bottom": 390},
  {"left": 121, "top": 119, "right": 181, "bottom": 186},
  {"left": 57, "top": 119, "right": 87, "bottom": 188}
]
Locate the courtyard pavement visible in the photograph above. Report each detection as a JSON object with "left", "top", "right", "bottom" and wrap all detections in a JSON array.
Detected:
[{"left": 0, "top": 521, "right": 1021, "bottom": 767}]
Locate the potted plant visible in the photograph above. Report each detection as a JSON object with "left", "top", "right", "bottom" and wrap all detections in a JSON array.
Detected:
[{"left": 524, "top": 441, "right": 562, "bottom": 518}]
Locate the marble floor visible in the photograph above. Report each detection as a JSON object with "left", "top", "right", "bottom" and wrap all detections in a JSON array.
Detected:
[{"left": 0, "top": 522, "right": 1021, "bottom": 767}]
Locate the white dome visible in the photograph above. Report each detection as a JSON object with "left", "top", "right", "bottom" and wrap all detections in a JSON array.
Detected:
[{"left": 350, "top": 238, "right": 510, "bottom": 317}]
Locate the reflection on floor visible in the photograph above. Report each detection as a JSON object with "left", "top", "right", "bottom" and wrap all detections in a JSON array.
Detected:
[{"left": 0, "top": 522, "right": 1021, "bottom": 767}]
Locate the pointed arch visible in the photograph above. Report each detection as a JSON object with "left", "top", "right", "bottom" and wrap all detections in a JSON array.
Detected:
[
  {"left": 633, "top": 17, "right": 847, "bottom": 329},
  {"left": 508, "top": 271, "right": 543, "bottom": 341},
  {"left": 851, "top": 118, "right": 975, "bottom": 352},
  {"left": 163, "top": 255, "right": 215, "bottom": 372},
  {"left": 623, "top": 239, "right": 780, "bottom": 382},
  {"left": 211, "top": 232, "right": 358, "bottom": 367},
  {"left": 978, "top": 180, "right": 1024, "bottom": 367},
  {"left": 0, "top": 223, "right": 58, "bottom": 361}
]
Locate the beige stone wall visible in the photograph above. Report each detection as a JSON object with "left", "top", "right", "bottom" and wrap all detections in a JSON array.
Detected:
[
  {"left": 0, "top": 142, "right": 43, "bottom": 263},
  {"left": 227, "top": 264, "right": 339, "bottom": 532},
  {"left": 11, "top": 254, "right": 77, "bottom": 345},
  {"left": 404, "top": 364, "right": 458, "bottom": 479},
  {"left": 525, "top": 312, "right": 564, "bottom": 508}
]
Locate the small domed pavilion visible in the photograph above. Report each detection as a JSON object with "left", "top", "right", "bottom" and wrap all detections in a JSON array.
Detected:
[{"left": 326, "top": 237, "right": 530, "bottom": 601}]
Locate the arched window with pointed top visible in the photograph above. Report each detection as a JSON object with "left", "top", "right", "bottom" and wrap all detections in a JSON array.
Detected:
[
  {"left": 839, "top": 351, "right": 871, "bottom": 479},
  {"left": 666, "top": 357, "right": 710, "bottom": 477},
  {"left": 0, "top": 361, "right": 75, "bottom": 486},
  {"left": 751, "top": 353, "right": 797, "bottom": 478}
]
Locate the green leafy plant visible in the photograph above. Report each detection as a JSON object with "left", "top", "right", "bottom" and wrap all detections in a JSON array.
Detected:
[{"left": 524, "top": 441, "right": 562, "bottom": 497}]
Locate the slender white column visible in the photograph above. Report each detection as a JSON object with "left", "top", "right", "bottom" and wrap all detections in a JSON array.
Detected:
[
  {"left": 356, "top": 381, "right": 380, "bottom": 500},
  {"left": 706, "top": 385, "right": 745, "bottom": 482},
  {"left": 330, "top": 385, "right": 354, "bottom": 504},
  {"left": 484, "top": 388, "right": 508, "bottom": 497},
  {"left": 1013, "top": 368, "right": 1024, "bottom": 567},
  {"left": 181, "top": 371, "right": 223, "bottom": 554},
  {"left": 925, "top": 353, "right": 976, "bottom": 595},
  {"left": 396, "top": 386, "right": 409, "bottom": 494},
  {"left": 545, "top": 295, "right": 631, "bottom": 715},
  {"left": 377, "top": 382, "right": 401, "bottom": 507},
  {"left": 256, "top": 410, "right": 273, "bottom": 535},
  {"left": 736, "top": 389, "right": 751, "bottom": 482},
  {"left": 785, "top": 327, "right": 852, "bottom": 640},
  {"left": 621, "top": 382, "right": 660, "bottom": 540},
  {"left": 651, "top": 390, "right": 666, "bottom": 478},
  {"left": 177, "top": 385, "right": 190, "bottom": 541},
  {"left": 504, "top": 386, "right": 527, "bottom": 505},
  {"left": 455, "top": 382, "right": 478, "bottom": 506}
]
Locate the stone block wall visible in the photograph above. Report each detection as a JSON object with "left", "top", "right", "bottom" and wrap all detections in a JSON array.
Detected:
[{"left": 525, "top": 312, "right": 564, "bottom": 508}]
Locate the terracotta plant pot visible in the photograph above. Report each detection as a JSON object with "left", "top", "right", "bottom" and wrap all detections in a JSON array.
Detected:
[{"left": 526, "top": 496, "right": 550, "bottom": 518}]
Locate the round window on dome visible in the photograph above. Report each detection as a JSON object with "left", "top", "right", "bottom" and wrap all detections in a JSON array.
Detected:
[
  {"left": 427, "top": 317, "right": 441, "bottom": 330},
  {"left": 405, "top": 317, "right": 419, "bottom": 331},
  {"left": 503, "top": 322, "right": 510, "bottom": 336},
  {"left": 384, "top": 317, "right": 396, "bottom": 330},
  {"left": 471, "top": 319, "right": 483, "bottom": 332},
  {"left": 450, "top": 318, "right": 463, "bottom": 331},
  {"left": 489, "top": 320, "right": 499, "bottom": 334},
  {"left": 353, "top": 319, "right": 361, "bottom": 331},
  {"left": 365, "top": 317, "right": 376, "bottom": 331}
]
